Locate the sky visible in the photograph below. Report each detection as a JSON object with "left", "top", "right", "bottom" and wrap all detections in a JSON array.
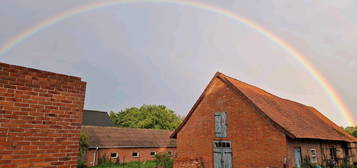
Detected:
[{"left": 0, "top": 0, "right": 356, "bottom": 126}]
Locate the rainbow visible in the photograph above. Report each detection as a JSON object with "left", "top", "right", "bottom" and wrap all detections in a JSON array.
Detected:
[{"left": 0, "top": 0, "right": 354, "bottom": 125}]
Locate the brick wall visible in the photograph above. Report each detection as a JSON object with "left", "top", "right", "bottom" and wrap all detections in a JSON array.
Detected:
[
  {"left": 349, "top": 143, "right": 357, "bottom": 164},
  {"left": 287, "top": 139, "right": 349, "bottom": 167},
  {"left": 85, "top": 147, "right": 175, "bottom": 166},
  {"left": 0, "top": 62, "right": 86, "bottom": 168},
  {"left": 173, "top": 158, "right": 204, "bottom": 168},
  {"left": 175, "top": 77, "right": 287, "bottom": 168}
]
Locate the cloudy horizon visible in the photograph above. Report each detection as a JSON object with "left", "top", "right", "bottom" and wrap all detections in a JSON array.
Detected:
[{"left": 1, "top": 0, "right": 356, "bottom": 126}]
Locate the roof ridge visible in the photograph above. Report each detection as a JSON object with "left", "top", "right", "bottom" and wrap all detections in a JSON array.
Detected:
[
  {"left": 216, "top": 73, "right": 296, "bottom": 138},
  {"left": 84, "top": 109, "right": 108, "bottom": 113},
  {"left": 218, "top": 72, "right": 356, "bottom": 142},
  {"left": 171, "top": 72, "right": 222, "bottom": 138},
  {"left": 171, "top": 72, "right": 355, "bottom": 142},
  {"left": 218, "top": 73, "right": 315, "bottom": 108}
]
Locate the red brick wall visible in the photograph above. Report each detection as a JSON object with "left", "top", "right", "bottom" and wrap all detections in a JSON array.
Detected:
[
  {"left": 175, "top": 77, "right": 287, "bottom": 168},
  {"left": 350, "top": 143, "right": 357, "bottom": 164},
  {"left": 287, "top": 139, "right": 349, "bottom": 167},
  {"left": 85, "top": 147, "right": 175, "bottom": 166},
  {"left": 0, "top": 62, "right": 86, "bottom": 168}
]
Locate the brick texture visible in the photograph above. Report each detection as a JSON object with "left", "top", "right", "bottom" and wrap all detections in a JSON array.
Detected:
[
  {"left": 173, "top": 158, "right": 204, "bottom": 168},
  {"left": 0, "top": 62, "right": 86, "bottom": 168},
  {"left": 174, "top": 77, "right": 287, "bottom": 168},
  {"left": 287, "top": 139, "right": 351, "bottom": 167}
]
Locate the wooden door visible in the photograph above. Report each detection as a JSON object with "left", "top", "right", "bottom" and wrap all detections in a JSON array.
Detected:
[
  {"left": 213, "top": 141, "right": 232, "bottom": 168},
  {"left": 294, "top": 147, "right": 302, "bottom": 168}
]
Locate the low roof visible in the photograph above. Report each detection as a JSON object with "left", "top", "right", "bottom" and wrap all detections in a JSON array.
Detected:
[
  {"left": 171, "top": 72, "right": 357, "bottom": 142},
  {"left": 82, "top": 110, "right": 115, "bottom": 127},
  {"left": 82, "top": 126, "right": 176, "bottom": 148}
]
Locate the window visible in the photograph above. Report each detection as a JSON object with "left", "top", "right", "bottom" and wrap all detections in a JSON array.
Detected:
[
  {"left": 132, "top": 152, "right": 139, "bottom": 157},
  {"left": 215, "top": 112, "right": 227, "bottom": 138},
  {"left": 168, "top": 151, "right": 173, "bottom": 156},
  {"left": 150, "top": 151, "right": 156, "bottom": 156},
  {"left": 310, "top": 149, "right": 317, "bottom": 163},
  {"left": 214, "top": 141, "right": 231, "bottom": 148},
  {"left": 330, "top": 147, "right": 337, "bottom": 160},
  {"left": 110, "top": 152, "right": 118, "bottom": 158}
]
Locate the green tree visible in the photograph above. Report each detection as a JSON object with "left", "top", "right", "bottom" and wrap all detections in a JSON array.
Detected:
[
  {"left": 352, "top": 130, "right": 357, "bottom": 138},
  {"left": 109, "top": 105, "right": 183, "bottom": 130},
  {"left": 343, "top": 126, "right": 357, "bottom": 138}
]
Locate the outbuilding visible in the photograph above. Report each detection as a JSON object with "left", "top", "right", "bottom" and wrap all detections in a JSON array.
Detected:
[{"left": 82, "top": 126, "right": 176, "bottom": 166}]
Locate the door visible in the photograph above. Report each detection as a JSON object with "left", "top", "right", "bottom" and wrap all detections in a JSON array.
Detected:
[
  {"left": 214, "top": 152, "right": 223, "bottom": 168},
  {"left": 294, "top": 147, "right": 302, "bottom": 168},
  {"left": 213, "top": 141, "right": 232, "bottom": 168}
]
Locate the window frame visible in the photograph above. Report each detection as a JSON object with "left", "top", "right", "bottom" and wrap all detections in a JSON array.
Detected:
[
  {"left": 213, "top": 141, "right": 231, "bottom": 148},
  {"left": 150, "top": 151, "right": 156, "bottom": 156},
  {"left": 310, "top": 149, "right": 317, "bottom": 163},
  {"left": 214, "top": 112, "right": 227, "bottom": 138},
  {"left": 110, "top": 152, "right": 118, "bottom": 159},
  {"left": 132, "top": 152, "right": 140, "bottom": 158}
]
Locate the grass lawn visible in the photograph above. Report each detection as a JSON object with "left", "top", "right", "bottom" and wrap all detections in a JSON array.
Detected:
[{"left": 90, "top": 161, "right": 156, "bottom": 168}]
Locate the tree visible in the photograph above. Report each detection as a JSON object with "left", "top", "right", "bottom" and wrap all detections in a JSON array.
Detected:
[
  {"left": 343, "top": 126, "right": 357, "bottom": 138},
  {"left": 109, "top": 104, "right": 183, "bottom": 130},
  {"left": 352, "top": 131, "right": 357, "bottom": 138}
]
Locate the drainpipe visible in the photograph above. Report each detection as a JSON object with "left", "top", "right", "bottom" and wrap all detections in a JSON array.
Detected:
[{"left": 93, "top": 146, "right": 99, "bottom": 166}]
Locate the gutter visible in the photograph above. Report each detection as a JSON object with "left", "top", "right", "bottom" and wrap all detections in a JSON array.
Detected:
[
  {"left": 92, "top": 146, "right": 99, "bottom": 167},
  {"left": 88, "top": 145, "right": 176, "bottom": 149}
]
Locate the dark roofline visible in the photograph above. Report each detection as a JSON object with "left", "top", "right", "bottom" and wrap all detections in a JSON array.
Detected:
[
  {"left": 82, "top": 110, "right": 115, "bottom": 127},
  {"left": 84, "top": 109, "right": 108, "bottom": 113}
]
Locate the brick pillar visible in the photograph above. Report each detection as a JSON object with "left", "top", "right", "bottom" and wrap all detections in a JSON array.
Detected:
[{"left": 0, "top": 62, "right": 86, "bottom": 168}]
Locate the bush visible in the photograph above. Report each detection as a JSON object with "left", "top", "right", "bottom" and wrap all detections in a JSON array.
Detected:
[
  {"left": 91, "top": 160, "right": 156, "bottom": 168},
  {"left": 78, "top": 132, "right": 89, "bottom": 168},
  {"left": 154, "top": 153, "right": 173, "bottom": 168},
  {"left": 300, "top": 156, "right": 319, "bottom": 168}
]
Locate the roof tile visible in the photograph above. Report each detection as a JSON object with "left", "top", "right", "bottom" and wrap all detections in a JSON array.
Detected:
[
  {"left": 221, "top": 73, "right": 356, "bottom": 142},
  {"left": 82, "top": 126, "right": 176, "bottom": 148}
]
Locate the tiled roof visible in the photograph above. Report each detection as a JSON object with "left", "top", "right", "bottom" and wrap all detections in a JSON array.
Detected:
[
  {"left": 172, "top": 72, "right": 357, "bottom": 142},
  {"left": 221, "top": 73, "right": 356, "bottom": 142},
  {"left": 82, "top": 110, "right": 115, "bottom": 127},
  {"left": 82, "top": 126, "right": 176, "bottom": 148}
]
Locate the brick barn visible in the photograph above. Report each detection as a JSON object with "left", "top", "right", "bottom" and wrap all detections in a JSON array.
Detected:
[
  {"left": 171, "top": 72, "right": 357, "bottom": 168},
  {"left": 82, "top": 126, "right": 176, "bottom": 166}
]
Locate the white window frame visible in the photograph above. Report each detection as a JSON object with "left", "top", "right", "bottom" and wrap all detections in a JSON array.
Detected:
[
  {"left": 110, "top": 152, "right": 118, "bottom": 158},
  {"left": 310, "top": 149, "right": 317, "bottom": 163},
  {"left": 150, "top": 151, "right": 156, "bottom": 156},
  {"left": 132, "top": 152, "right": 140, "bottom": 158}
]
